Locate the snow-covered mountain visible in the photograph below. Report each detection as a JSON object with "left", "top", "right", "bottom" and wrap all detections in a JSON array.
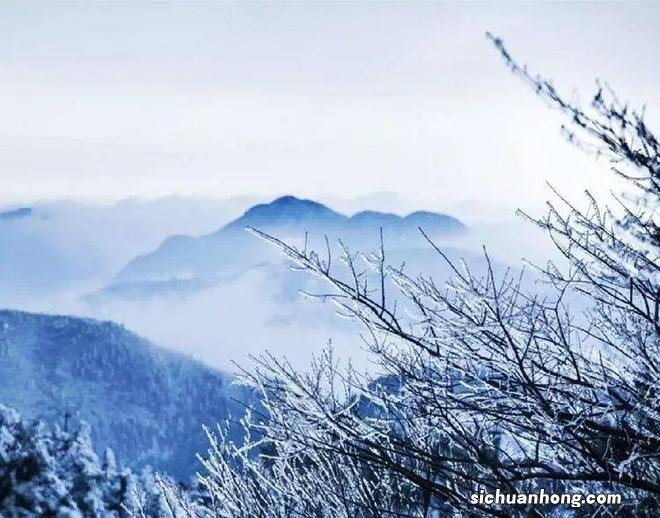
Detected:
[
  {"left": 112, "top": 195, "right": 466, "bottom": 286},
  {"left": 0, "top": 309, "right": 248, "bottom": 480}
]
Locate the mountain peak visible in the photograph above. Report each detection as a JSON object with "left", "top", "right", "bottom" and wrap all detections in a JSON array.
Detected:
[
  {"left": 225, "top": 195, "right": 346, "bottom": 230},
  {"left": 271, "top": 195, "right": 309, "bottom": 205},
  {"left": 260, "top": 195, "right": 330, "bottom": 213}
]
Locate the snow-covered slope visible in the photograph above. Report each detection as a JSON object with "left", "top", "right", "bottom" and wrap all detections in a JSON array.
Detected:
[{"left": 0, "top": 309, "right": 248, "bottom": 480}]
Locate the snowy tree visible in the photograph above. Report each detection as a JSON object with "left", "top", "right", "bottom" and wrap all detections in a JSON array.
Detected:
[
  {"left": 0, "top": 404, "right": 166, "bottom": 516},
  {"left": 162, "top": 36, "right": 659, "bottom": 516}
]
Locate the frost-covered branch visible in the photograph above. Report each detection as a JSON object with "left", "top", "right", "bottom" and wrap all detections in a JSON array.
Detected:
[{"left": 166, "top": 36, "right": 659, "bottom": 516}]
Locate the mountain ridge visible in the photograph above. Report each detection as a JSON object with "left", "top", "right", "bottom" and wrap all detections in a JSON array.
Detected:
[
  {"left": 0, "top": 308, "right": 247, "bottom": 480},
  {"left": 113, "top": 195, "right": 466, "bottom": 285},
  {"left": 223, "top": 195, "right": 347, "bottom": 231},
  {"left": 0, "top": 207, "right": 33, "bottom": 220}
]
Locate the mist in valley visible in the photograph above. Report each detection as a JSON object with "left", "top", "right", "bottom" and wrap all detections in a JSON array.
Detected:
[{"left": 0, "top": 193, "right": 554, "bottom": 373}]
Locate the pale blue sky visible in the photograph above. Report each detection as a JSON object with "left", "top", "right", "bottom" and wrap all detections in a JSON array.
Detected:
[{"left": 1, "top": 1, "right": 658, "bottom": 213}]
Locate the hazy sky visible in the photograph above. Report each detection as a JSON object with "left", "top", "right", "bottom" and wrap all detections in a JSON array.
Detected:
[{"left": 1, "top": 1, "right": 658, "bottom": 213}]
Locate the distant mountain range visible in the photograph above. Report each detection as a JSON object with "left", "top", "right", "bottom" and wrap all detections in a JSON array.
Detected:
[
  {"left": 0, "top": 309, "right": 248, "bottom": 480},
  {"left": 112, "top": 195, "right": 466, "bottom": 287},
  {"left": 0, "top": 207, "right": 33, "bottom": 220},
  {"left": 205, "top": 195, "right": 465, "bottom": 240},
  {"left": 0, "top": 196, "right": 258, "bottom": 304}
]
